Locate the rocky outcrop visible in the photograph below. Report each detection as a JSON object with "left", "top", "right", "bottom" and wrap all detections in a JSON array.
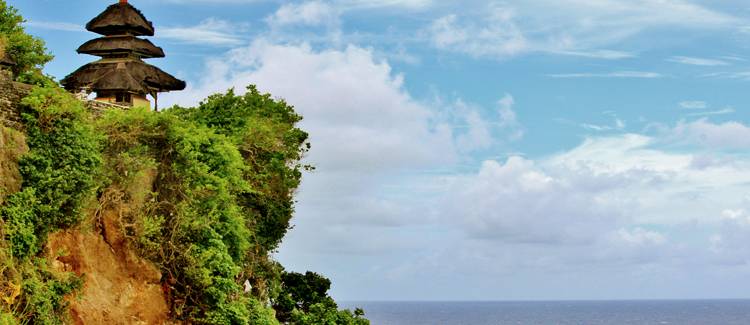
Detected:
[{"left": 0, "top": 70, "right": 31, "bottom": 131}]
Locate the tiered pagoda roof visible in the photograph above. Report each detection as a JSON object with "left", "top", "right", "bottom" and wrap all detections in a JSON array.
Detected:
[
  {"left": 61, "top": 0, "right": 184, "bottom": 107},
  {"left": 65, "top": 60, "right": 185, "bottom": 93},
  {"left": 78, "top": 36, "right": 165, "bottom": 58},
  {"left": 86, "top": 1, "right": 155, "bottom": 36}
]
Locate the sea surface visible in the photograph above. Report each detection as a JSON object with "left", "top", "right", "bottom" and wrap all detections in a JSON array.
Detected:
[{"left": 341, "top": 300, "right": 750, "bottom": 325}]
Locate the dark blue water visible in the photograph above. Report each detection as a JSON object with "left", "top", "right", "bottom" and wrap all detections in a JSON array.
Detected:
[{"left": 342, "top": 300, "right": 750, "bottom": 325}]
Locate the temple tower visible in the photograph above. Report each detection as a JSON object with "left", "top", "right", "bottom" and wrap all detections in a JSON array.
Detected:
[{"left": 62, "top": 0, "right": 185, "bottom": 109}]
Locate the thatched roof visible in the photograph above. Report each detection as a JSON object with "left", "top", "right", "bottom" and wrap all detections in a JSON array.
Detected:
[
  {"left": 86, "top": 2, "right": 155, "bottom": 36},
  {"left": 62, "top": 60, "right": 185, "bottom": 94},
  {"left": 78, "top": 36, "right": 165, "bottom": 58}
]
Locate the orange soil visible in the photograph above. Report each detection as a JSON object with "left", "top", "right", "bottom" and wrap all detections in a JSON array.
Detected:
[{"left": 47, "top": 209, "right": 172, "bottom": 325}]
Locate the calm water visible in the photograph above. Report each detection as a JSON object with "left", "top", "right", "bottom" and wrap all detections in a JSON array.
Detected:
[{"left": 341, "top": 300, "right": 750, "bottom": 325}]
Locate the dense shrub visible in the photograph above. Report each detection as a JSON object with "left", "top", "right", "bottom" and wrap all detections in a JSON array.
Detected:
[
  {"left": 275, "top": 271, "right": 369, "bottom": 325},
  {"left": 1, "top": 86, "right": 101, "bottom": 259},
  {"left": 0, "top": 86, "right": 97, "bottom": 324},
  {"left": 174, "top": 86, "right": 312, "bottom": 252}
]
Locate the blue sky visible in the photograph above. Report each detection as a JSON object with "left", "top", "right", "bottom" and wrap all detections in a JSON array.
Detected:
[{"left": 16, "top": 0, "right": 750, "bottom": 301}]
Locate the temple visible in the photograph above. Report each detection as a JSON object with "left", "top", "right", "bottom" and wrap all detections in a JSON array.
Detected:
[{"left": 62, "top": 0, "right": 185, "bottom": 109}]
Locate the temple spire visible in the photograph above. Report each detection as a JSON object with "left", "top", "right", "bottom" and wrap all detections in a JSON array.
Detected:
[{"left": 62, "top": 1, "right": 185, "bottom": 110}]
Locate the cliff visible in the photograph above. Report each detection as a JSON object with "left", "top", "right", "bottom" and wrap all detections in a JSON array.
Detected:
[
  {"left": 0, "top": 70, "right": 28, "bottom": 205},
  {"left": 0, "top": 70, "right": 31, "bottom": 131},
  {"left": 0, "top": 70, "right": 171, "bottom": 324},
  {"left": 0, "top": 68, "right": 368, "bottom": 324}
]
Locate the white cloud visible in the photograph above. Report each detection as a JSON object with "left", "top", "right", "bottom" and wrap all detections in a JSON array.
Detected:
[
  {"left": 668, "top": 56, "right": 730, "bottom": 66},
  {"left": 533, "top": 0, "right": 736, "bottom": 25},
  {"left": 157, "top": 18, "right": 245, "bottom": 46},
  {"left": 615, "top": 227, "right": 666, "bottom": 247},
  {"left": 720, "top": 56, "right": 745, "bottom": 62},
  {"left": 712, "top": 202, "right": 750, "bottom": 265},
  {"left": 548, "top": 71, "right": 663, "bottom": 78},
  {"left": 453, "top": 101, "right": 493, "bottom": 152},
  {"left": 448, "top": 94, "right": 523, "bottom": 152},
  {"left": 160, "top": 39, "right": 519, "bottom": 232},
  {"left": 379, "top": 132, "right": 750, "bottom": 299},
  {"left": 555, "top": 50, "right": 636, "bottom": 60},
  {"left": 425, "top": 0, "right": 739, "bottom": 59},
  {"left": 581, "top": 124, "right": 610, "bottom": 131},
  {"left": 275, "top": 112, "right": 750, "bottom": 298},
  {"left": 428, "top": 7, "right": 528, "bottom": 58},
  {"left": 444, "top": 156, "right": 631, "bottom": 245},
  {"left": 679, "top": 101, "right": 708, "bottom": 109},
  {"left": 338, "top": 0, "right": 433, "bottom": 9},
  {"left": 670, "top": 119, "right": 750, "bottom": 149},
  {"left": 703, "top": 71, "right": 750, "bottom": 80},
  {"left": 266, "top": 1, "right": 340, "bottom": 28},
  {"left": 25, "top": 21, "right": 83, "bottom": 32},
  {"left": 549, "top": 134, "right": 687, "bottom": 174},
  {"left": 163, "top": 0, "right": 433, "bottom": 9},
  {"left": 443, "top": 131, "right": 750, "bottom": 251},
  {"left": 498, "top": 94, "right": 524, "bottom": 141},
  {"left": 580, "top": 117, "right": 626, "bottom": 132},
  {"left": 685, "top": 108, "right": 735, "bottom": 117},
  {"left": 165, "top": 40, "right": 459, "bottom": 170}
]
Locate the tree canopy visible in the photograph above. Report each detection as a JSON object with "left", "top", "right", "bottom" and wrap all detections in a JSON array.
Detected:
[{"left": 0, "top": 0, "right": 53, "bottom": 84}]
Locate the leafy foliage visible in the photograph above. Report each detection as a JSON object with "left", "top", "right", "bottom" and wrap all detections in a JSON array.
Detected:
[
  {"left": 290, "top": 303, "right": 369, "bottom": 325},
  {"left": 275, "top": 271, "right": 369, "bottom": 325},
  {"left": 94, "top": 86, "right": 309, "bottom": 322},
  {"left": 175, "top": 86, "right": 312, "bottom": 252},
  {"left": 0, "top": 86, "right": 97, "bottom": 323},
  {"left": 1, "top": 86, "right": 101, "bottom": 259},
  {"left": 13, "top": 258, "right": 83, "bottom": 325},
  {"left": 97, "top": 107, "right": 256, "bottom": 322},
  {"left": 0, "top": 0, "right": 53, "bottom": 84}
]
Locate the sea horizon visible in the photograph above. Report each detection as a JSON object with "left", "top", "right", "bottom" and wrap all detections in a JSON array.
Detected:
[
  {"left": 344, "top": 298, "right": 750, "bottom": 303},
  {"left": 342, "top": 300, "right": 750, "bottom": 325}
]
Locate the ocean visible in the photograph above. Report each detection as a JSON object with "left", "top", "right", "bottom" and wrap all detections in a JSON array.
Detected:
[{"left": 341, "top": 300, "right": 750, "bottom": 325}]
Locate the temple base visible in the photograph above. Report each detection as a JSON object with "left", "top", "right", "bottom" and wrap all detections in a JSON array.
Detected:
[{"left": 95, "top": 92, "right": 150, "bottom": 108}]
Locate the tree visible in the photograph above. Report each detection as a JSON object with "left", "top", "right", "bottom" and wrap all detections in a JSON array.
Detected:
[
  {"left": 0, "top": 0, "right": 53, "bottom": 84},
  {"left": 274, "top": 271, "right": 370, "bottom": 325},
  {"left": 177, "top": 86, "right": 312, "bottom": 252},
  {"left": 276, "top": 271, "right": 332, "bottom": 316}
]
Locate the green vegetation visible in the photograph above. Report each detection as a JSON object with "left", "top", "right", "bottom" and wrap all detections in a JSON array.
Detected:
[
  {"left": 0, "top": 86, "right": 96, "bottom": 324},
  {"left": 0, "top": 0, "right": 53, "bottom": 84},
  {"left": 95, "top": 89, "right": 303, "bottom": 323},
  {"left": 8, "top": 87, "right": 102, "bottom": 259},
  {"left": 0, "top": 3, "right": 369, "bottom": 323},
  {"left": 275, "top": 271, "right": 369, "bottom": 325}
]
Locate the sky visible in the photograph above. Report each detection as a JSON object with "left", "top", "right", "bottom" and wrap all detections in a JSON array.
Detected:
[{"left": 14, "top": 0, "right": 750, "bottom": 301}]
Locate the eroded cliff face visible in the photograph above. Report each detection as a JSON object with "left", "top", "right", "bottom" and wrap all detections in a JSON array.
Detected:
[
  {"left": 47, "top": 223, "right": 170, "bottom": 325},
  {"left": 1, "top": 155, "right": 171, "bottom": 324},
  {"left": 46, "top": 168, "right": 172, "bottom": 324}
]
